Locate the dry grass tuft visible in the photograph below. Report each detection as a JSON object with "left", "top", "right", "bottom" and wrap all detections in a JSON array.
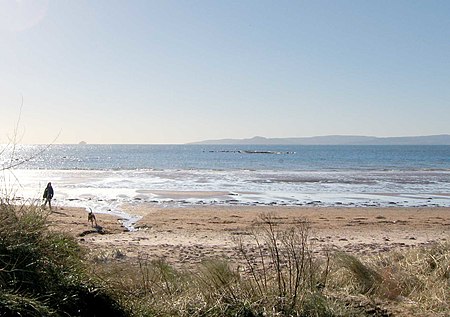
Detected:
[
  {"left": 93, "top": 213, "right": 342, "bottom": 316},
  {"left": 89, "top": 212, "right": 449, "bottom": 316},
  {"left": 330, "top": 241, "right": 449, "bottom": 316}
]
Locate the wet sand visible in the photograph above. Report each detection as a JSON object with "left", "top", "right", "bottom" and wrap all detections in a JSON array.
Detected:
[{"left": 47, "top": 205, "right": 450, "bottom": 269}]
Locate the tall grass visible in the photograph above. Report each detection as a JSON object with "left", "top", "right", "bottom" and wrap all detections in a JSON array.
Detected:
[
  {"left": 95, "top": 213, "right": 342, "bottom": 316},
  {"left": 94, "top": 213, "right": 449, "bottom": 317},
  {"left": 0, "top": 199, "right": 128, "bottom": 316},
  {"left": 330, "top": 242, "right": 449, "bottom": 316}
]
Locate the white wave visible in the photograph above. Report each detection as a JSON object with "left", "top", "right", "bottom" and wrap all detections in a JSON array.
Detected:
[{"left": 4, "top": 168, "right": 450, "bottom": 230}]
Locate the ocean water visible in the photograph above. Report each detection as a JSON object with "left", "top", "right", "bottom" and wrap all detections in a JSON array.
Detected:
[{"left": 2, "top": 144, "right": 450, "bottom": 228}]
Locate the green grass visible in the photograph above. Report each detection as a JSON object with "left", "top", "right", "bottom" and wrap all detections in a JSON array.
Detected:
[{"left": 0, "top": 200, "right": 128, "bottom": 316}]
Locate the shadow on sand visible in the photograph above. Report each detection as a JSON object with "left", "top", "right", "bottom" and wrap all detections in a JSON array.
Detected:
[{"left": 79, "top": 225, "right": 106, "bottom": 237}]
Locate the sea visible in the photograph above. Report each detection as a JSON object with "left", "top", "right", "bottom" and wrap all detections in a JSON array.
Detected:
[{"left": 2, "top": 144, "right": 450, "bottom": 229}]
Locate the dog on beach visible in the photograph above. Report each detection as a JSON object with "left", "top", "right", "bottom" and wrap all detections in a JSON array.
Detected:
[{"left": 87, "top": 208, "right": 98, "bottom": 227}]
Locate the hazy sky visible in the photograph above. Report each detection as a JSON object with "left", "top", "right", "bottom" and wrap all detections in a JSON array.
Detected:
[{"left": 1, "top": 0, "right": 449, "bottom": 144}]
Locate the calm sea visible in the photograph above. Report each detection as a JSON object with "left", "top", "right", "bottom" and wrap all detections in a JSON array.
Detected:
[
  {"left": 5, "top": 144, "right": 450, "bottom": 171},
  {"left": 2, "top": 144, "right": 450, "bottom": 227}
]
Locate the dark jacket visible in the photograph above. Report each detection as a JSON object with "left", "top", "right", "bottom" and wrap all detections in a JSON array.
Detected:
[{"left": 43, "top": 186, "right": 54, "bottom": 199}]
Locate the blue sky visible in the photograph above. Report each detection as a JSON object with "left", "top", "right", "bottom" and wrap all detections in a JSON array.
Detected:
[{"left": 1, "top": 0, "right": 449, "bottom": 144}]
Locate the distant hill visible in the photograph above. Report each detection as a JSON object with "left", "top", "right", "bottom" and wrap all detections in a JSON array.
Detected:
[{"left": 189, "top": 134, "right": 450, "bottom": 145}]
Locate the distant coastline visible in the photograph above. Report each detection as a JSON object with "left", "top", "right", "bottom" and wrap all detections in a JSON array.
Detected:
[{"left": 189, "top": 134, "right": 450, "bottom": 145}]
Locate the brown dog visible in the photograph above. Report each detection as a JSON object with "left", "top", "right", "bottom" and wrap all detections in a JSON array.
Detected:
[{"left": 87, "top": 208, "right": 98, "bottom": 227}]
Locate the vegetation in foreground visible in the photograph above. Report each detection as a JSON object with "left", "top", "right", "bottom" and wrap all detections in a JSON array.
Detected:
[
  {"left": 0, "top": 199, "right": 127, "bottom": 316},
  {"left": 94, "top": 215, "right": 449, "bottom": 317},
  {"left": 1, "top": 200, "right": 448, "bottom": 316}
]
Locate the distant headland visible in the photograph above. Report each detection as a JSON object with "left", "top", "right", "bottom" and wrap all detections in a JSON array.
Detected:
[{"left": 189, "top": 134, "right": 450, "bottom": 145}]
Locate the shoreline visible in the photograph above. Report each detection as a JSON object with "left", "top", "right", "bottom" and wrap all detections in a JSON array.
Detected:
[
  {"left": 44, "top": 188, "right": 450, "bottom": 231},
  {"left": 10, "top": 168, "right": 450, "bottom": 216},
  {"left": 47, "top": 205, "right": 450, "bottom": 269}
]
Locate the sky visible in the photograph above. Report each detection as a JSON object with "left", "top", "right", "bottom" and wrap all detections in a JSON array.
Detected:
[{"left": 0, "top": 0, "right": 449, "bottom": 144}]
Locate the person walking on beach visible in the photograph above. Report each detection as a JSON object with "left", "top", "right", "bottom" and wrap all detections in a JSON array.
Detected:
[{"left": 42, "top": 182, "right": 54, "bottom": 210}]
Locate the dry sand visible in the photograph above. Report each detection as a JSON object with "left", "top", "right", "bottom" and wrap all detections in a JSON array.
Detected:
[{"left": 47, "top": 205, "right": 450, "bottom": 269}]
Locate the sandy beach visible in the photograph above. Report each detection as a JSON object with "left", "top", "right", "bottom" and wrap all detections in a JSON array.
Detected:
[{"left": 47, "top": 205, "right": 450, "bottom": 269}]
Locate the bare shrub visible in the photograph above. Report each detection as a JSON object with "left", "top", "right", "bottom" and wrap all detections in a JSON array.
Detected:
[{"left": 234, "top": 212, "right": 332, "bottom": 315}]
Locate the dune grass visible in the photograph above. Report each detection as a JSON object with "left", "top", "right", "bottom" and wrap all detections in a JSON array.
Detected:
[
  {"left": 91, "top": 214, "right": 357, "bottom": 316},
  {"left": 93, "top": 213, "right": 449, "bottom": 317},
  {"left": 330, "top": 241, "right": 449, "bottom": 316},
  {"left": 1, "top": 199, "right": 448, "bottom": 316},
  {"left": 0, "top": 199, "right": 128, "bottom": 316}
]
